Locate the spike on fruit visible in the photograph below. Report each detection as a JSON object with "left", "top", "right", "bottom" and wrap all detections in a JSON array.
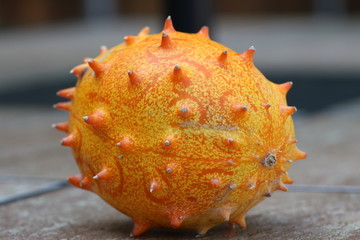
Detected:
[
  {"left": 131, "top": 221, "right": 152, "bottom": 237},
  {"left": 70, "top": 63, "right": 87, "bottom": 78},
  {"left": 61, "top": 133, "right": 76, "bottom": 147},
  {"left": 198, "top": 26, "right": 210, "bottom": 39},
  {"left": 234, "top": 215, "right": 247, "bottom": 229},
  {"left": 127, "top": 70, "right": 141, "bottom": 85},
  {"left": 53, "top": 101, "right": 71, "bottom": 111},
  {"left": 99, "top": 45, "right": 108, "bottom": 54},
  {"left": 295, "top": 147, "right": 307, "bottom": 160},
  {"left": 83, "top": 109, "right": 105, "bottom": 128},
  {"left": 277, "top": 182, "right": 288, "bottom": 192},
  {"left": 54, "top": 16, "right": 305, "bottom": 237},
  {"left": 218, "top": 50, "right": 228, "bottom": 64},
  {"left": 87, "top": 59, "right": 108, "bottom": 76},
  {"left": 282, "top": 174, "right": 294, "bottom": 184},
  {"left": 149, "top": 180, "right": 160, "bottom": 192},
  {"left": 68, "top": 174, "right": 82, "bottom": 188},
  {"left": 239, "top": 46, "right": 256, "bottom": 62},
  {"left": 52, "top": 121, "right": 69, "bottom": 133},
  {"left": 281, "top": 105, "right": 297, "bottom": 117},
  {"left": 116, "top": 137, "right": 134, "bottom": 150},
  {"left": 163, "top": 16, "right": 176, "bottom": 33},
  {"left": 263, "top": 103, "right": 271, "bottom": 109},
  {"left": 159, "top": 32, "right": 172, "bottom": 49},
  {"left": 138, "top": 26, "right": 150, "bottom": 36},
  {"left": 219, "top": 207, "right": 232, "bottom": 222},
  {"left": 124, "top": 35, "right": 137, "bottom": 45},
  {"left": 278, "top": 81, "right": 293, "bottom": 95},
  {"left": 57, "top": 87, "right": 75, "bottom": 99},
  {"left": 168, "top": 210, "right": 186, "bottom": 228},
  {"left": 172, "top": 65, "right": 189, "bottom": 86}
]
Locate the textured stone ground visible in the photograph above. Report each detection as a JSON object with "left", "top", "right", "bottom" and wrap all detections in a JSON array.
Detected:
[{"left": 1, "top": 98, "right": 359, "bottom": 239}]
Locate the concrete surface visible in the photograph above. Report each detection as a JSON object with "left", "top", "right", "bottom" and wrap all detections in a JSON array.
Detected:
[{"left": 0, "top": 97, "right": 360, "bottom": 239}]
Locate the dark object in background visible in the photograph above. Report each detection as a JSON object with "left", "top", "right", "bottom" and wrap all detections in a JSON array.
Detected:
[{"left": 165, "top": 0, "right": 215, "bottom": 35}]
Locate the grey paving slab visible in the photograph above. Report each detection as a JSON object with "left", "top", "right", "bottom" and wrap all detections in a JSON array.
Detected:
[{"left": 0, "top": 187, "right": 359, "bottom": 240}]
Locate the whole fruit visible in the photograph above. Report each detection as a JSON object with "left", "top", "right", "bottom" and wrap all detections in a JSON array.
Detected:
[{"left": 54, "top": 17, "right": 306, "bottom": 237}]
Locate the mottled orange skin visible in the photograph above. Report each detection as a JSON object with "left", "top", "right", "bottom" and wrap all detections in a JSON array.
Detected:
[{"left": 55, "top": 18, "right": 306, "bottom": 237}]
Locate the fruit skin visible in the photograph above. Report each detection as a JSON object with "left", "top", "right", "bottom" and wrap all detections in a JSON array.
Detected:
[{"left": 54, "top": 17, "right": 306, "bottom": 237}]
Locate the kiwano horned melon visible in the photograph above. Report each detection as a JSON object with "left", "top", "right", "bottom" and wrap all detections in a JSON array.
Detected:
[{"left": 54, "top": 17, "right": 306, "bottom": 237}]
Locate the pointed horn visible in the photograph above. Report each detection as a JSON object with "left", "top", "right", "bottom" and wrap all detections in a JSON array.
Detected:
[
  {"left": 277, "top": 182, "right": 288, "bottom": 192},
  {"left": 218, "top": 50, "right": 228, "bottom": 64},
  {"left": 61, "top": 133, "right": 76, "bottom": 147},
  {"left": 127, "top": 70, "right": 141, "bottom": 85},
  {"left": 280, "top": 105, "right": 297, "bottom": 117},
  {"left": 99, "top": 45, "right": 108, "bottom": 54},
  {"left": 163, "top": 16, "right": 176, "bottom": 33},
  {"left": 52, "top": 121, "right": 69, "bottom": 133},
  {"left": 239, "top": 45, "right": 256, "bottom": 62},
  {"left": 93, "top": 168, "right": 110, "bottom": 180},
  {"left": 172, "top": 65, "right": 190, "bottom": 86},
  {"left": 169, "top": 210, "right": 186, "bottom": 228},
  {"left": 278, "top": 81, "right": 293, "bottom": 95},
  {"left": 235, "top": 215, "right": 247, "bottom": 229},
  {"left": 87, "top": 58, "right": 108, "bottom": 76},
  {"left": 124, "top": 35, "right": 137, "bottom": 45},
  {"left": 159, "top": 32, "right": 172, "bottom": 49},
  {"left": 70, "top": 63, "right": 87, "bottom": 78},
  {"left": 68, "top": 174, "right": 82, "bottom": 188},
  {"left": 83, "top": 109, "right": 105, "bottom": 128},
  {"left": 138, "top": 26, "right": 150, "bottom": 36},
  {"left": 57, "top": 87, "right": 75, "bottom": 99},
  {"left": 198, "top": 26, "right": 210, "bottom": 39},
  {"left": 295, "top": 147, "right": 307, "bottom": 160},
  {"left": 219, "top": 207, "right": 232, "bottom": 222},
  {"left": 53, "top": 101, "right": 71, "bottom": 111},
  {"left": 282, "top": 174, "right": 294, "bottom": 184},
  {"left": 130, "top": 221, "right": 152, "bottom": 237}
]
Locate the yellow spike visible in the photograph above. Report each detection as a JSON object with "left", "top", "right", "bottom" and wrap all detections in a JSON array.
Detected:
[
  {"left": 280, "top": 105, "right": 297, "bottom": 117},
  {"left": 172, "top": 65, "right": 190, "bottom": 87},
  {"left": 70, "top": 63, "right": 87, "bottom": 78},
  {"left": 83, "top": 109, "right": 105, "bottom": 128},
  {"left": 219, "top": 207, "right": 232, "bottom": 222},
  {"left": 130, "top": 221, "right": 152, "bottom": 237},
  {"left": 52, "top": 121, "right": 69, "bottom": 133},
  {"left": 57, "top": 87, "right": 75, "bottom": 99},
  {"left": 278, "top": 81, "right": 293, "bottom": 94},
  {"left": 295, "top": 147, "right": 307, "bottom": 160},
  {"left": 93, "top": 168, "right": 110, "bottom": 180},
  {"left": 124, "top": 35, "right": 137, "bottom": 45},
  {"left": 127, "top": 70, "right": 141, "bottom": 85},
  {"left": 163, "top": 16, "right": 176, "bottom": 33},
  {"left": 149, "top": 180, "right": 160, "bottom": 192},
  {"left": 159, "top": 32, "right": 172, "bottom": 49},
  {"left": 239, "top": 46, "right": 256, "bottom": 62},
  {"left": 282, "top": 174, "right": 294, "bottom": 184},
  {"left": 235, "top": 215, "right": 247, "bottom": 229},
  {"left": 68, "top": 174, "right": 82, "bottom": 188},
  {"left": 53, "top": 101, "right": 71, "bottom": 111},
  {"left": 198, "top": 26, "right": 210, "bottom": 39},
  {"left": 218, "top": 50, "right": 228, "bottom": 64},
  {"left": 61, "top": 133, "right": 76, "bottom": 147},
  {"left": 277, "top": 182, "right": 288, "bottom": 192},
  {"left": 99, "top": 45, "right": 108, "bottom": 54},
  {"left": 168, "top": 209, "right": 186, "bottom": 228},
  {"left": 137, "top": 26, "right": 150, "bottom": 36},
  {"left": 87, "top": 59, "right": 108, "bottom": 76},
  {"left": 263, "top": 103, "right": 271, "bottom": 109}
]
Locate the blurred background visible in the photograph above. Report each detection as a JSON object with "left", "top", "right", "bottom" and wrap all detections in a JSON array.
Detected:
[{"left": 0, "top": 0, "right": 359, "bottom": 112}]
